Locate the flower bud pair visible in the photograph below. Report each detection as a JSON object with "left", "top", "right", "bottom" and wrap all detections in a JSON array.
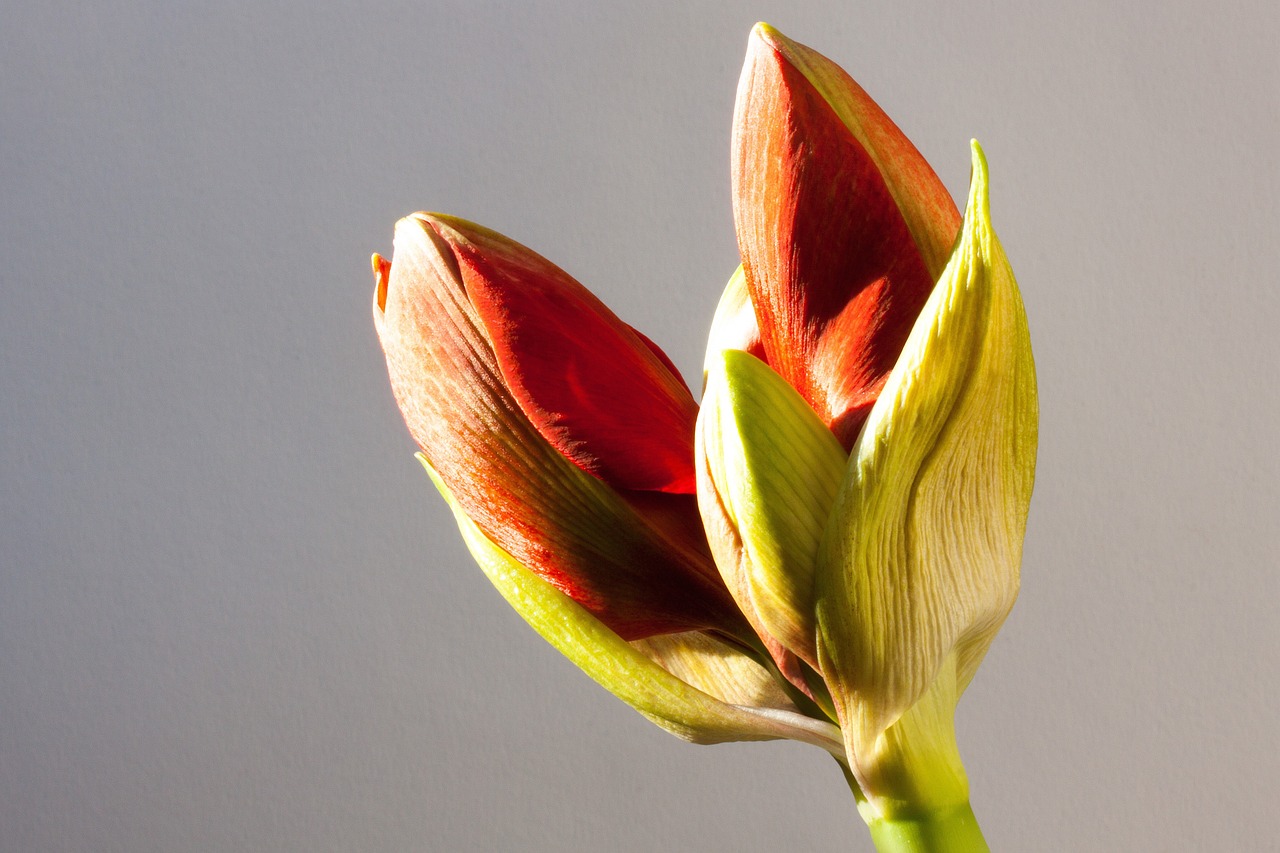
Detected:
[
  {"left": 697, "top": 25, "right": 1038, "bottom": 822},
  {"left": 374, "top": 22, "right": 1038, "bottom": 835}
]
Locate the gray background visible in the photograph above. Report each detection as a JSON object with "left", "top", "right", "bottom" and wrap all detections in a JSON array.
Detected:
[{"left": 3, "top": 1, "right": 1277, "bottom": 850}]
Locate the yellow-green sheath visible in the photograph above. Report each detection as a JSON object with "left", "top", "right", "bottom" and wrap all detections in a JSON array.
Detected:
[{"left": 867, "top": 802, "right": 989, "bottom": 853}]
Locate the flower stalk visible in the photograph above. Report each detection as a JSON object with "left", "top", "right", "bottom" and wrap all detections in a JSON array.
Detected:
[{"left": 867, "top": 803, "right": 990, "bottom": 853}]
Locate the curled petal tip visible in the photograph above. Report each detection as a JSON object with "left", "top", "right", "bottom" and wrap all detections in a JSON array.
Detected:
[{"left": 371, "top": 253, "right": 390, "bottom": 313}]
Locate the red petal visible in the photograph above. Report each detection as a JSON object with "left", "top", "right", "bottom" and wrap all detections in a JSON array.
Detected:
[
  {"left": 753, "top": 25, "right": 962, "bottom": 281},
  {"left": 629, "top": 325, "right": 694, "bottom": 398},
  {"left": 430, "top": 216, "right": 699, "bottom": 495},
  {"left": 375, "top": 214, "right": 737, "bottom": 640},
  {"left": 733, "top": 31, "right": 940, "bottom": 448}
]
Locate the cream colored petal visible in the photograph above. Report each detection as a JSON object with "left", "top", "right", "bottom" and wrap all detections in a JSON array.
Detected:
[
  {"left": 421, "top": 455, "right": 844, "bottom": 755},
  {"left": 630, "top": 631, "right": 798, "bottom": 712},
  {"left": 816, "top": 142, "right": 1037, "bottom": 794}
]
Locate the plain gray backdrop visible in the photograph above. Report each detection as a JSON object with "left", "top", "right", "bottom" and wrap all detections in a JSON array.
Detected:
[{"left": 3, "top": 1, "right": 1277, "bottom": 850}]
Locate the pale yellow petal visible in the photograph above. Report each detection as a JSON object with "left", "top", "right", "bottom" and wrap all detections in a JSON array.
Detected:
[{"left": 630, "top": 631, "right": 799, "bottom": 712}]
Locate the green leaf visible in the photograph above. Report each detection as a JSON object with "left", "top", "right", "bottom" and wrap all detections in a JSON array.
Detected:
[
  {"left": 816, "top": 142, "right": 1038, "bottom": 808},
  {"left": 698, "top": 350, "right": 848, "bottom": 667},
  {"left": 420, "top": 454, "right": 843, "bottom": 754}
]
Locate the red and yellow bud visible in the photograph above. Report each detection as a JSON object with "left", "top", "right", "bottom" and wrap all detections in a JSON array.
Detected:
[
  {"left": 704, "top": 25, "right": 1038, "bottom": 836},
  {"left": 373, "top": 213, "right": 740, "bottom": 640},
  {"left": 732, "top": 23, "right": 959, "bottom": 449},
  {"left": 816, "top": 145, "right": 1037, "bottom": 820},
  {"left": 376, "top": 23, "right": 1039, "bottom": 848}
]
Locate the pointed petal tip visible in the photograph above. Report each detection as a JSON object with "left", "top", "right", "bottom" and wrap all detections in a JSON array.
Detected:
[
  {"left": 394, "top": 210, "right": 429, "bottom": 231},
  {"left": 967, "top": 139, "right": 991, "bottom": 224},
  {"left": 751, "top": 21, "right": 782, "bottom": 43},
  {"left": 415, "top": 452, "right": 447, "bottom": 497},
  {"left": 747, "top": 22, "right": 798, "bottom": 63},
  {"left": 395, "top": 210, "right": 444, "bottom": 240},
  {"left": 720, "top": 346, "right": 751, "bottom": 370},
  {"left": 395, "top": 211, "right": 473, "bottom": 245},
  {"left": 390, "top": 212, "right": 434, "bottom": 255}
]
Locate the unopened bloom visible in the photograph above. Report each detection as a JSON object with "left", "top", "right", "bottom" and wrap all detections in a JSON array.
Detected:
[
  {"left": 698, "top": 24, "right": 1038, "bottom": 834},
  {"left": 373, "top": 213, "right": 741, "bottom": 640}
]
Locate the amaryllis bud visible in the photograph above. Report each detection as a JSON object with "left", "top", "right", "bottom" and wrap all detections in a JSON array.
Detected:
[
  {"left": 373, "top": 213, "right": 743, "bottom": 640},
  {"left": 732, "top": 22, "right": 961, "bottom": 449},
  {"left": 702, "top": 25, "right": 1038, "bottom": 843}
]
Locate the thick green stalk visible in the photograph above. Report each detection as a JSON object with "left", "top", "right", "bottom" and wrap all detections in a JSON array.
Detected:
[{"left": 866, "top": 803, "right": 989, "bottom": 853}]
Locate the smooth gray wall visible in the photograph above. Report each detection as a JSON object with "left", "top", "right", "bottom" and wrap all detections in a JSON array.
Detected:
[{"left": 3, "top": 1, "right": 1277, "bottom": 850}]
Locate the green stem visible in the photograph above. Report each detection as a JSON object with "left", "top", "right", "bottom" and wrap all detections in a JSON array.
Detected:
[{"left": 866, "top": 802, "right": 989, "bottom": 853}]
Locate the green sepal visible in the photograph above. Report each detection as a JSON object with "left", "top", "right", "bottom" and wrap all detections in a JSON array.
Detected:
[
  {"left": 816, "top": 142, "right": 1038, "bottom": 810},
  {"left": 420, "top": 454, "right": 844, "bottom": 754},
  {"left": 698, "top": 350, "right": 848, "bottom": 667}
]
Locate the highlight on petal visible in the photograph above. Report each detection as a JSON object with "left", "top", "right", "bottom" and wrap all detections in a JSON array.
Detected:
[
  {"left": 702, "top": 265, "right": 764, "bottom": 388},
  {"left": 375, "top": 214, "right": 737, "bottom": 640},
  {"left": 815, "top": 143, "right": 1037, "bottom": 801},
  {"left": 698, "top": 349, "right": 848, "bottom": 668},
  {"left": 423, "top": 456, "right": 845, "bottom": 755},
  {"left": 435, "top": 215, "right": 699, "bottom": 494},
  {"left": 732, "top": 24, "right": 940, "bottom": 448}
]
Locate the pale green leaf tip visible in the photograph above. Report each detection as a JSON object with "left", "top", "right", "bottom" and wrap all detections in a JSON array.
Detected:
[
  {"left": 415, "top": 451, "right": 436, "bottom": 479},
  {"left": 717, "top": 349, "right": 778, "bottom": 425},
  {"left": 967, "top": 139, "right": 991, "bottom": 232}
]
